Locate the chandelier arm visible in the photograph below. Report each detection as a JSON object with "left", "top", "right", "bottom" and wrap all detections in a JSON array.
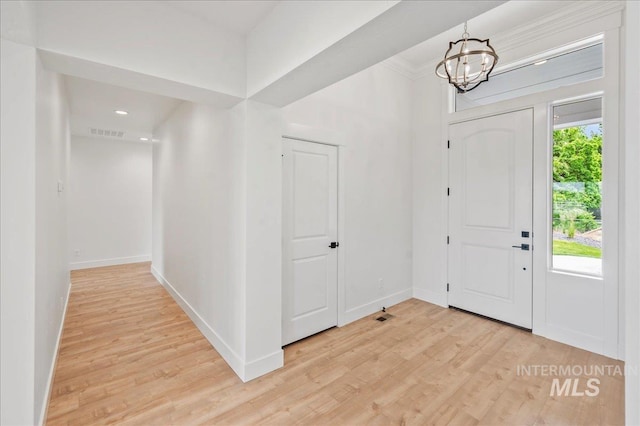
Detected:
[
  {"left": 466, "top": 64, "right": 491, "bottom": 82},
  {"left": 450, "top": 58, "right": 495, "bottom": 87},
  {"left": 435, "top": 60, "right": 448, "bottom": 78},
  {"left": 439, "top": 50, "right": 498, "bottom": 63},
  {"left": 460, "top": 40, "right": 468, "bottom": 85},
  {"left": 454, "top": 56, "right": 462, "bottom": 86}
]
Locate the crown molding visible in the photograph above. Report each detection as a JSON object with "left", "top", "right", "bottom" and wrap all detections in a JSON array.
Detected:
[{"left": 491, "top": 0, "right": 623, "bottom": 54}]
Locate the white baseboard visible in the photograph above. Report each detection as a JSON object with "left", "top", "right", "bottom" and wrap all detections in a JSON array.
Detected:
[
  {"left": 540, "top": 324, "right": 605, "bottom": 356},
  {"left": 340, "top": 288, "right": 412, "bottom": 326},
  {"left": 413, "top": 287, "right": 448, "bottom": 308},
  {"left": 150, "top": 265, "right": 261, "bottom": 382},
  {"left": 70, "top": 255, "right": 151, "bottom": 270},
  {"left": 244, "top": 350, "right": 284, "bottom": 382},
  {"left": 38, "top": 281, "right": 71, "bottom": 426}
]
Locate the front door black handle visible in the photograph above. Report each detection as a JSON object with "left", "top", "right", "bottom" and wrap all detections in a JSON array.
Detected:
[
  {"left": 329, "top": 242, "right": 340, "bottom": 249},
  {"left": 512, "top": 244, "right": 530, "bottom": 251}
]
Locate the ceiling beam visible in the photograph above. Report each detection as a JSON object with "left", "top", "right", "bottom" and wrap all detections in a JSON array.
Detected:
[{"left": 249, "top": 0, "right": 506, "bottom": 107}]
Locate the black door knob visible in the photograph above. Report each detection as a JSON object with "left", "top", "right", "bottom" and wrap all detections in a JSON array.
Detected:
[{"left": 512, "top": 244, "right": 530, "bottom": 251}]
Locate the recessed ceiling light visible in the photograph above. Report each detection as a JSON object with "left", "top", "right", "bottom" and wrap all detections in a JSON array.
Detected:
[
  {"left": 139, "top": 137, "right": 149, "bottom": 141},
  {"left": 114, "top": 110, "right": 128, "bottom": 115},
  {"left": 534, "top": 60, "right": 548, "bottom": 66}
]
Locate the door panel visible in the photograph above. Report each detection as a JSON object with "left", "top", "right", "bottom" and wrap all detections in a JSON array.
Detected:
[
  {"left": 293, "top": 151, "right": 330, "bottom": 238},
  {"left": 292, "top": 256, "right": 328, "bottom": 318},
  {"left": 463, "top": 131, "right": 514, "bottom": 229},
  {"left": 449, "top": 109, "right": 533, "bottom": 329},
  {"left": 282, "top": 138, "right": 338, "bottom": 345},
  {"left": 462, "top": 244, "right": 513, "bottom": 301}
]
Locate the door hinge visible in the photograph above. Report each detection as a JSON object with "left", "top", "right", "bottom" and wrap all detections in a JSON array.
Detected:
[
  {"left": 447, "top": 187, "right": 450, "bottom": 196},
  {"left": 447, "top": 140, "right": 450, "bottom": 149},
  {"left": 447, "top": 283, "right": 450, "bottom": 292},
  {"left": 447, "top": 236, "right": 450, "bottom": 244}
]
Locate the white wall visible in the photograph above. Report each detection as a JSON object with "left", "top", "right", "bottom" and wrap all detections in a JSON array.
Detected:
[
  {"left": 34, "top": 54, "right": 71, "bottom": 423},
  {"left": 282, "top": 62, "right": 414, "bottom": 324},
  {"left": 412, "top": 76, "right": 448, "bottom": 307},
  {"left": 152, "top": 101, "right": 247, "bottom": 376},
  {"left": 0, "top": 38, "right": 70, "bottom": 425},
  {"left": 240, "top": 100, "right": 284, "bottom": 374},
  {"left": 1, "top": 38, "right": 37, "bottom": 426},
  {"left": 69, "top": 137, "right": 152, "bottom": 269},
  {"left": 623, "top": 1, "right": 640, "bottom": 423},
  {"left": 152, "top": 99, "right": 285, "bottom": 382}
]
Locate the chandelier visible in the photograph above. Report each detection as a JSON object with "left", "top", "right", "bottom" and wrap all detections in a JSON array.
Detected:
[{"left": 435, "top": 23, "right": 498, "bottom": 93}]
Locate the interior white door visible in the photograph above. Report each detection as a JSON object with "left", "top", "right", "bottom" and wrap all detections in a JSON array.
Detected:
[
  {"left": 282, "top": 138, "right": 338, "bottom": 345},
  {"left": 448, "top": 109, "right": 533, "bottom": 329}
]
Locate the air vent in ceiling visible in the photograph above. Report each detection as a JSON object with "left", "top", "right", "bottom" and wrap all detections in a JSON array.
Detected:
[{"left": 90, "top": 128, "right": 124, "bottom": 138}]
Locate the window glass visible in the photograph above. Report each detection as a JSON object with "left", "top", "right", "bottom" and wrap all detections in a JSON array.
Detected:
[
  {"left": 551, "top": 98, "right": 603, "bottom": 276},
  {"left": 456, "top": 43, "right": 603, "bottom": 111}
]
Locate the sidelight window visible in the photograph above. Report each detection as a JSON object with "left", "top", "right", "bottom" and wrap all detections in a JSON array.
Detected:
[{"left": 551, "top": 98, "right": 603, "bottom": 276}]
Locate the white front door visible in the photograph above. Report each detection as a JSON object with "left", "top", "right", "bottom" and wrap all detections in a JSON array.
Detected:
[
  {"left": 282, "top": 138, "right": 338, "bottom": 345},
  {"left": 448, "top": 109, "right": 533, "bottom": 329}
]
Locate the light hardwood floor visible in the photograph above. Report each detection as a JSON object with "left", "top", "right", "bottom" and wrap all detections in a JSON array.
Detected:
[{"left": 46, "top": 262, "right": 624, "bottom": 425}]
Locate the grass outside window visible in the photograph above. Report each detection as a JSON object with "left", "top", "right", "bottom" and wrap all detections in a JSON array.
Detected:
[{"left": 552, "top": 239, "right": 601, "bottom": 258}]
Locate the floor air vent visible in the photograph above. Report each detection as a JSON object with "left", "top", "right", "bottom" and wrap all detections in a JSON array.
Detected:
[{"left": 376, "top": 313, "right": 394, "bottom": 322}]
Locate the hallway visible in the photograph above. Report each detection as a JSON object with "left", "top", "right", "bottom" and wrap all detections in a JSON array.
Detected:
[{"left": 45, "top": 263, "right": 624, "bottom": 424}]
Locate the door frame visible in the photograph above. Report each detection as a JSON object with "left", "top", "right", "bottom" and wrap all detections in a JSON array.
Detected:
[
  {"left": 440, "top": 26, "right": 620, "bottom": 359},
  {"left": 282, "top": 123, "right": 348, "bottom": 328}
]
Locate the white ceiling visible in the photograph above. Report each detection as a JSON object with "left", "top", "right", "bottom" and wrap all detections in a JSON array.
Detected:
[
  {"left": 396, "top": 1, "right": 576, "bottom": 69},
  {"left": 61, "top": 0, "right": 579, "bottom": 144},
  {"left": 65, "top": 76, "right": 182, "bottom": 143},
  {"left": 163, "top": 1, "right": 279, "bottom": 36}
]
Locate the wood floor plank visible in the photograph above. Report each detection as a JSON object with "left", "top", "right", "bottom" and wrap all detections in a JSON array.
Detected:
[{"left": 46, "top": 263, "right": 625, "bottom": 425}]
